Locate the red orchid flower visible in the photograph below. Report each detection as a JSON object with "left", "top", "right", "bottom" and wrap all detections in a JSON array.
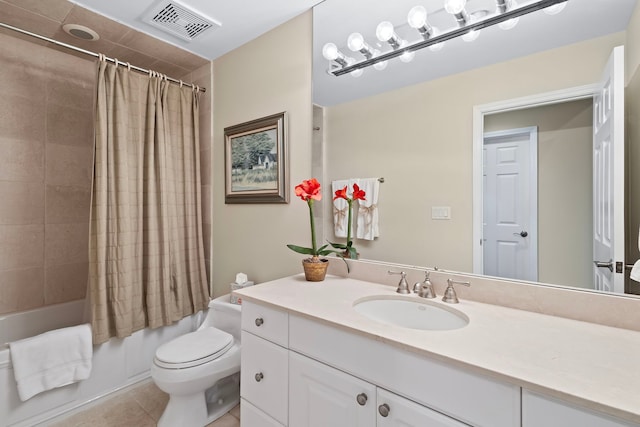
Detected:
[
  {"left": 295, "top": 178, "right": 322, "bottom": 202},
  {"left": 352, "top": 183, "right": 366, "bottom": 201},
  {"left": 333, "top": 186, "right": 348, "bottom": 201}
]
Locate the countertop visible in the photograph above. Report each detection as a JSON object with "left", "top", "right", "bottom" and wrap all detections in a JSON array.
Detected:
[{"left": 234, "top": 274, "right": 640, "bottom": 423}]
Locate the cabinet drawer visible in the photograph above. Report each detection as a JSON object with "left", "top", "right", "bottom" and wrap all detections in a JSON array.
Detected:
[
  {"left": 522, "top": 390, "right": 637, "bottom": 427},
  {"left": 241, "top": 398, "right": 285, "bottom": 427},
  {"left": 377, "top": 388, "right": 467, "bottom": 427},
  {"left": 241, "top": 331, "right": 288, "bottom": 425},
  {"left": 241, "top": 301, "right": 288, "bottom": 347}
]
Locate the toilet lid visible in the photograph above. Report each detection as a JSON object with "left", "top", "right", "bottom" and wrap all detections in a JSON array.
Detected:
[{"left": 154, "top": 327, "right": 234, "bottom": 369}]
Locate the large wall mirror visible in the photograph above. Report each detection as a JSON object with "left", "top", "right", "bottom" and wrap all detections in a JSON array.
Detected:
[{"left": 312, "top": 0, "right": 640, "bottom": 297}]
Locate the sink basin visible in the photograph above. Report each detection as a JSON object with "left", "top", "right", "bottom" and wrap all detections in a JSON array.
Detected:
[{"left": 353, "top": 297, "right": 469, "bottom": 331}]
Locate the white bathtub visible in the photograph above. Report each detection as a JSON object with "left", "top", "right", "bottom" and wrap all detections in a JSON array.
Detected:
[{"left": 0, "top": 300, "right": 203, "bottom": 427}]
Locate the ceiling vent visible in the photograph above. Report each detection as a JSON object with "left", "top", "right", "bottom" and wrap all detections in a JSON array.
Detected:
[{"left": 143, "top": 0, "right": 220, "bottom": 42}]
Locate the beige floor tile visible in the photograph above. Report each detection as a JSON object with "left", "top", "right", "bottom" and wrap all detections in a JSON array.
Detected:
[
  {"left": 206, "top": 412, "right": 241, "bottom": 427},
  {"left": 229, "top": 403, "right": 240, "bottom": 420},
  {"left": 130, "top": 381, "right": 169, "bottom": 421}
]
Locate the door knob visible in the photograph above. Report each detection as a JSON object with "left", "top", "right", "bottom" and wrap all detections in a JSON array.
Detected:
[
  {"left": 594, "top": 259, "right": 614, "bottom": 272},
  {"left": 356, "top": 393, "right": 368, "bottom": 406},
  {"left": 513, "top": 230, "right": 528, "bottom": 237},
  {"left": 255, "top": 317, "right": 264, "bottom": 327},
  {"left": 378, "top": 403, "right": 390, "bottom": 417},
  {"left": 254, "top": 372, "right": 264, "bottom": 382}
]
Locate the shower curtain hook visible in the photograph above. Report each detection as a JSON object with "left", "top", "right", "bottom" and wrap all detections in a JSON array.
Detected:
[
  {"left": 126, "top": 62, "right": 131, "bottom": 71},
  {"left": 114, "top": 58, "right": 119, "bottom": 68},
  {"left": 179, "top": 80, "right": 183, "bottom": 88}
]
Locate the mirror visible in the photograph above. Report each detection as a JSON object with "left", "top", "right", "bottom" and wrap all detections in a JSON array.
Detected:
[{"left": 312, "top": 0, "right": 640, "bottom": 296}]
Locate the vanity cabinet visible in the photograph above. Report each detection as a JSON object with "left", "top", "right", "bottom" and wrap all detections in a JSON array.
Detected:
[
  {"left": 289, "top": 351, "right": 466, "bottom": 427},
  {"left": 522, "top": 390, "right": 637, "bottom": 427}
]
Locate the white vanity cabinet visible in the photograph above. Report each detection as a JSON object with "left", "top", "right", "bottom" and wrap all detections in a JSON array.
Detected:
[
  {"left": 240, "top": 302, "right": 289, "bottom": 426},
  {"left": 522, "top": 390, "right": 637, "bottom": 427},
  {"left": 289, "top": 350, "right": 467, "bottom": 427}
]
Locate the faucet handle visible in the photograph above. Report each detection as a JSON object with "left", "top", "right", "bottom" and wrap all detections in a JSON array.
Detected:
[
  {"left": 388, "top": 270, "right": 410, "bottom": 294},
  {"left": 442, "top": 279, "right": 470, "bottom": 304}
]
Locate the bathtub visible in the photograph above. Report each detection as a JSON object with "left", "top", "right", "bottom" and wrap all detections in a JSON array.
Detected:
[{"left": 0, "top": 300, "right": 204, "bottom": 427}]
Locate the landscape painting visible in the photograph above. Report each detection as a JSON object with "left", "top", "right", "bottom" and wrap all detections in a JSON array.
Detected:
[{"left": 224, "top": 112, "right": 288, "bottom": 203}]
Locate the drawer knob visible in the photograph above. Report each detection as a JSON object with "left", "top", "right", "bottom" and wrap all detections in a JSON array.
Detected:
[
  {"left": 378, "top": 403, "right": 390, "bottom": 417},
  {"left": 356, "top": 393, "right": 368, "bottom": 406},
  {"left": 255, "top": 372, "right": 264, "bottom": 382},
  {"left": 255, "top": 317, "right": 264, "bottom": 327}
]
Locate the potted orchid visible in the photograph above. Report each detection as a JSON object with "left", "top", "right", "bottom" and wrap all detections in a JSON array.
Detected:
[
  {"left": 330, "top": 183, "right": 366, "bottom": 259},
  {"left": 287, "top": 178, "right": 336, "bottom": 281}
]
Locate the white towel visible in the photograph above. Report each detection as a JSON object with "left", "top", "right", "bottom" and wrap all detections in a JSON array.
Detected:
[
  {"left": 332, "top": 179, "right": 350, "bottom": 238},
  {"left": 9, "top": 324, "right": 93, "bottom": 401},
  {"left": 356, "top": 178, "right": 380, "bottom": 241},
  {"left": 632, "top": 228, "right": 640, "bottom": 283}
]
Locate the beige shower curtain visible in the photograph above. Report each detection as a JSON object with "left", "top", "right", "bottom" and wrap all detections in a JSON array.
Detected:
[{"left": 89, "top": 60, "right": 210, "bottom": 344}]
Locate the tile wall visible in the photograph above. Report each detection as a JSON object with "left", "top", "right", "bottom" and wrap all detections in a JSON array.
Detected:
[{"left": 0, "top": 4, "right": 213, "bottom": 314}]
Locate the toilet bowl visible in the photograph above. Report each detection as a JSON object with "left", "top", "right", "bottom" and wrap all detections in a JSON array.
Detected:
[{"left": 151, "top": 294, "right": 242, "bottom": 427}]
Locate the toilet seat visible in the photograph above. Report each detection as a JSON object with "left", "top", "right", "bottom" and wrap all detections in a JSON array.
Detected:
[{"left": 154, "top": 327, "right": 234, "bottom": 369}]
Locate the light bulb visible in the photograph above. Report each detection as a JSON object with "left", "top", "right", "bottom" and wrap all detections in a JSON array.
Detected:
[
  {"left": 347, "top": 33, "right": 365, "bottom": 52},
  {"left": 544, "top": 2, "right": 567, "bottom": 15},
  {"left": 444, "top": 0, "right": 467, "bottom": 15},
  {"left": 399, "top": 50, "right": 415, "bottom": 63},
  {"left": 398, "top": 41, "right": 415, "bottom": 63},
  {"left": 373, "top": 60, "right": 388, "bottom": 71},
  {"left": 376, "top": 21, "right": 395, "bottom": 42},
  {"left": 498, "top": 17, "right": 519, "bottom": 30},
  {"left": 345, "top": 57, "right": 363, "bottom": 77},
  {"left": 498, "top": 0, "right": 518, "bottom": 30},
  {"left": 372, "top": 50, "right": 388, "bottom": 70},
  {"left": 322, "top": 43, "right": 338, "bottom": 61},
  {"left": 407, "top": 5, "right": 428, "bottom": 29},
  {"left": 462, "top": 28, "right": 480, "bottom": 42},
  {"left": 427, "top": 28, "right": 444, "bottom": 51}
]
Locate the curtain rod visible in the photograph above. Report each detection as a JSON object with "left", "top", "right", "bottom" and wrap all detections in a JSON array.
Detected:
[{"left": 0, "top": 22, "right": 206, "bottom": 93}]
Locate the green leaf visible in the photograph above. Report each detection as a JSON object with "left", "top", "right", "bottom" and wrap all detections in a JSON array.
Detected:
[
  {"left": 328, "top": 241, "right": 348, "bottom": 250},
  {"left": 287, "top": 244, "right": 316, "bottom": 255}
]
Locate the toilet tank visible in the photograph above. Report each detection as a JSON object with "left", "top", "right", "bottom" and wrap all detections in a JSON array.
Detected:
[{"left": 200, "top": 294, "right": 242, "bottom": 342}]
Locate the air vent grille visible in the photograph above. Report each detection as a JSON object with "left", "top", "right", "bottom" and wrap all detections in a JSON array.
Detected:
[{"left": 144, "top": 0, "right": 220, "bottom": 42}]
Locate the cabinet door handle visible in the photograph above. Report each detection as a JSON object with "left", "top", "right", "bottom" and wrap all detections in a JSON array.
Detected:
[
  {"left": 356, "top": 393, "right": 368, "bottom": 406},
  {"left": 255, "top": 317, "right": 264, "bottom": 327},
  {"left": 378, "top": 403, "right": 390, "bottom": 417},
  {"left": 255, "top": 372, "right": 264, "bottom": 382}
]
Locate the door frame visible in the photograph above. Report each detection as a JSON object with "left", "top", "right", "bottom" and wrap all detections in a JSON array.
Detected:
[
  {"left": 483, "top": 126, "right": 539, "bottom": 281},
  {"left": 472, "top": 84, "right": 598, "bottom": 275}
]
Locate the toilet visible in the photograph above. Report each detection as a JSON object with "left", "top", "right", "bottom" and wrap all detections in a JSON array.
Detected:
[{"left": 151, "top": 294, "right": 242, "bottom": 427}]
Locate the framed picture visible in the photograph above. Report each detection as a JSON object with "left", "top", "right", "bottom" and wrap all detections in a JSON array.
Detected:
[{"left": 224, "top": 112, "right": 289, "bottom": 204}]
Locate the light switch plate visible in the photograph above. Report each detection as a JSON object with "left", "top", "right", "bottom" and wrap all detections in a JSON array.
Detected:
[{"left": 432, "top": 206, "right": 451, "bottom": 220}]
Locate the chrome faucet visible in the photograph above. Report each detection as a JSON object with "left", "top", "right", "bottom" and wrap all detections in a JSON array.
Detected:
[
  {"left": 413, "top": 271, "right": 436, "bottom": 299},
  {"left": 388, "top": 270, "right": 410, "bottom": 294},
  {"left": 442, "top": 279, "right": 471, "bottom": 304}
]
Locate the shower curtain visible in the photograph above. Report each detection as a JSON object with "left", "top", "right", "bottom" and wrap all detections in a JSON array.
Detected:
[{"left": 89, "top": 59, "right": 210, "bottom": 344}]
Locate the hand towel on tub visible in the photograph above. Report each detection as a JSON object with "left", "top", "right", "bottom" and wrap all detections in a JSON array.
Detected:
[
  {"left": 332, "top": 179, "right": 350, "bottom": 238},
  {"left": 9, "top": 323, "right": 93, "bottom": 401},
  {"left": 355, "top": 178, "right": 380, "bottom": 241},
  {"left": 631, "top": 227, "right": 640, "bottom": 282}
]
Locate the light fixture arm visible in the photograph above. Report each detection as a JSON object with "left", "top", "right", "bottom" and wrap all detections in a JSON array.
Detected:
[{"left": 331, "top": 0, "right": 568, "bottom": 76}]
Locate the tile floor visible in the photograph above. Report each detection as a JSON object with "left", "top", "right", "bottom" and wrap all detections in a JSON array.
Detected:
[{"left": 49, "top": 381, "right": 240, "bottom": 427}]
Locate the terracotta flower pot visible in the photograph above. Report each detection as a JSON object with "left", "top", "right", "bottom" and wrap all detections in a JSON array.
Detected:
[{"left": 302, "top": 257, "right": 329, "bottom": 282}]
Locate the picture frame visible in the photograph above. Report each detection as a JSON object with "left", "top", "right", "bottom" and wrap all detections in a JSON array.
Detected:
[{"left": 224, "top": 112, "right": 289, "bottom": 204}]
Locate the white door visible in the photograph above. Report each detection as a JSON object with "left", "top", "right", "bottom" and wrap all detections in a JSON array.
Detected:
[
  {"left": 289, "top": 352, "right": 376, "bottom": 427},
  {"left": 377, "top": 388, "right": 467, "bottom": 427},
  {"left": 483, "top": 127, "right": 538, "bottom": 281},
  {"left": 593, "top": 46, "right": 625, "bottom": 293}
]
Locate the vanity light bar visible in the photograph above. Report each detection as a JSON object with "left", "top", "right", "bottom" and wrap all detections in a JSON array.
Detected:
[{"left": 331, "top": 0, "right": 568, "bottom": 76}]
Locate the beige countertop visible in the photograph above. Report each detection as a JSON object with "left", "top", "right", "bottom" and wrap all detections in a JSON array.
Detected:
[{"left": 235, "top": 274, "right": 640, "bottom": 424}]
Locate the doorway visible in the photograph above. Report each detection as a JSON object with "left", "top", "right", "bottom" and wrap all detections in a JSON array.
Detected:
[{"left": 483, "top": 127, "right": 538, "bottom": 282}]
